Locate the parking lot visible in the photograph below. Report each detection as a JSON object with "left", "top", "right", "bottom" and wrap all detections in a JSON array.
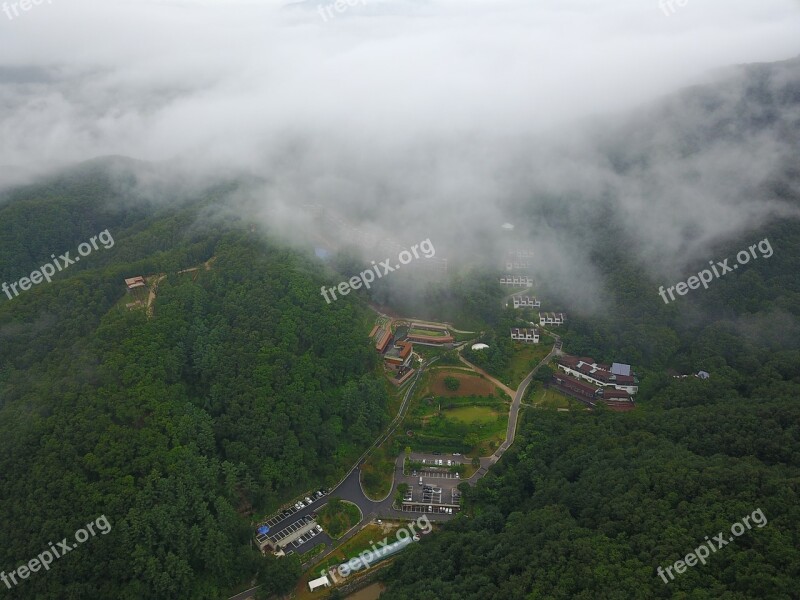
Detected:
[
  {"left": 258, "top": 489, "right": 327, "bottom": 526},
  {"left": 418, "top": 469, "right": 459, "bottom": 479},
  {"left": 255, "top": 489, "right": 331, "bottom": 553},
  {"left": 399, "top": 451, "right": 465, "bottom": 514},
  {"left": 268, "top": 518, "right": 306, "bottom": 545},
  {"left": 401, "top": 503, "right": 455, "bottom": 514},
  {"left": 287, "top": 519, "right": 324, "bottom": 550}
]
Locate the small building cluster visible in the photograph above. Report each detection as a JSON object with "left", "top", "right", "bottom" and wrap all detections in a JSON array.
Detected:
[
  {"left": 556, "top": 355, "right": 638, "bottom": 394},
  {"left": 124, "top": 276, "right": 146, "bottom": 291},
  {"left": 512, "top": 296, "right": 541, "bottom": 308},
  {"left": 406, "top": 322, "right": 455, "bottom": 345},
  {"left": 549, "top": 355, "right": 639, "bottom": 411},
  {"left": 124, "top": 276, "right": 148, "bottom": 310},
  {"left": 673, "top": 371, "right": 710, "bottom": 380},
  {"left": 504, "top": 249, "right": 537, "bottom": 272},
  {"left": 500, "top": 275, "right": 533, "bottom": 287},
  {"left": 539, "top": 312, "right": 566, "bottom": 326},
  {"left": 370, "top": 324, "right": 416, "bottom": 384},
  {"left": 510, "top": 328, "right": 540, "bottom": 344}
]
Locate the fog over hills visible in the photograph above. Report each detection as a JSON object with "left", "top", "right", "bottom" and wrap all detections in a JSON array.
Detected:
[
  {"left": 2, "top": 3, "right": 800, "bottom": 599},
  {"left": 3, "top": 54, "right": 799, "bottom": 316}
]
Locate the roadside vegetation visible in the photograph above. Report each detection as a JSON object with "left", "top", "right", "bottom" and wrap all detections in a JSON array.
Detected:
[
  {"left": 361, "top": 442, "right": 397, "bottom": 500},
  {"left": 0, "top": 175, "right": 393, "bottom": 599},
  {"left": 317, "top": 498, "right": 362, "bottom": 539},
  {"left": 462, "top": 329, "right": 554, "bottom": 388}
]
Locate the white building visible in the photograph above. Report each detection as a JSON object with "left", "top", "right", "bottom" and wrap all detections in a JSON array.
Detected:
[
  {"left": 505, "top": 260, "right": 531, "bottom": 271},
  {"left": 308, "top": 575, "right": 331, "bottom": 592},
  {"left": 539, "top": 312, "right": 566, "bottom": 326},
  {"left": 511, "top": 328, "right": 540, "bottom": 344},
  {"left": 512, "top": 296, "right": 541, "bottom": 309},
  {"left": 557, "top": 356, "right": 638, "bottom": 395},
  {"left": 508, "top": 248, "right": 536, "bottom": 259},
  {"left": 500, "top": 276, "right": 533, "bottom": 288}
]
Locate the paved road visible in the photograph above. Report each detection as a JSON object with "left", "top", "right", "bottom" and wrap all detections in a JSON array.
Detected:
[{"left": 229, "top": 335, "right": 561, "bottom": 599}]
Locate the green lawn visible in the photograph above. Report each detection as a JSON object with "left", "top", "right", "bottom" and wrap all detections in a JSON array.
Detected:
[
  {"left": 444, "top": 405, "right": 500, "bottom": 423},
  {"left": 505, "top": 337, "right": 554, "bottom": 387},
  {"left": 405, "top": 403, "right": 508, "bottom": 455},
  {"left": 410, "top": 328, "right": 448, "bottom": 337},
  {"left": 528, "top": 386, "right": 583, "bottom": 410},
  {"left": 361, "top": 442, "right": 396, "bottom": 501},
  {"left": 315, "top": 523, "right": 394, "bottom": 571}
]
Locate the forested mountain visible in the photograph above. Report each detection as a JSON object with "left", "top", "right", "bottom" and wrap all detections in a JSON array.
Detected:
[
  {"left": 1, "top": 56, "right": 799, "bottom": 600},
  {"left": 381, "top": 376, "right": 800, "bottom": 599},
  {"left": 0, "top": 168, "right": 388, "bottom": 599},
  {"left": 379, "top": 59, "right": 800, "bottom": 600},
  {"left": 380, "top": 218, "right": 800, "bottom": 600}
]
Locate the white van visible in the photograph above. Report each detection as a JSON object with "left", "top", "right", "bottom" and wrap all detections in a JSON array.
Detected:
[{"left": 419, "top": 477, "right": 423, "bottom": 485}]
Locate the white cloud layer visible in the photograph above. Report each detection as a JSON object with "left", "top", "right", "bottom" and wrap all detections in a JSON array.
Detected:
[{"left": 1, "top": 0, "right": 799, "bottom": 312}]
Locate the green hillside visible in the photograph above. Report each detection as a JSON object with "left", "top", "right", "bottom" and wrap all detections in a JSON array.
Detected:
[{"left": 0, "top": 171, "right": 388, "bottom": 599}]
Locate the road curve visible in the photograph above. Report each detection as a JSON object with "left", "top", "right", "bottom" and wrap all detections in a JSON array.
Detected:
[{"left": 230, "top": 336, "right": 561, "bottom": 599}]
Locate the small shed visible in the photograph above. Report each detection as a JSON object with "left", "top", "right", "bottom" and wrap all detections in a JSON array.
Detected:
[{"left": 308, "top": 575, "right": 330, "bottom": 592}]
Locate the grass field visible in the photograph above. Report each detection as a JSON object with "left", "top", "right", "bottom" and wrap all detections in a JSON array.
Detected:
[
  {"left": 528, "top": 386, "right": 583, "bottom": 410},
  {"left": 405, "top": 401, "right": 508, "bottom": 456},
  {"left": 505, "top": 337, "right": 553, "bottom": 387},
  {"left": 410, "top": 327, "right": 448, "bottom": 337},
  {"left": 314, "top": 523, "right": 395, "bottom": 572},
  {"left": 360, "top": 442, "right": 396, "bottom": 501},
  {"left": 444, "top": 405, "right": 500, "bottom": 423},
  {"left": 428, "top": 369, "right": 496, "bottom": 397}
]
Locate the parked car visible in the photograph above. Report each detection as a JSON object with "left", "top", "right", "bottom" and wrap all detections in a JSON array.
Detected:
[
  {"left": 453, "top": 453, "right": 461, "bottom": 456},
  {"left": 305, "top": 496, "right": 313, "bottom": 503}
]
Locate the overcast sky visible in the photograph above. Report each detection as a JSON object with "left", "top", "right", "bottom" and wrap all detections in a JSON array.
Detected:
[
  {"left": 1, "top": 0, "right": 799, "bottom": 312},
  {"left": 0, "top": 0, "right": 797, "bottom": 170}
]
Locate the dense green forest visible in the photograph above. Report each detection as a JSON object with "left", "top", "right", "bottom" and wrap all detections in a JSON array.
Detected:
[
  {"left": 382, "top": 374, "right": 800, "bottom": 598},
  {"left": 0, "top": 166, "right": 389, "bottom": 599},
  {"left": 2, "top": 58, "right": 799, "bottom": 599},
  {"left": 380, "top": 195, "right": 800, "bottom": 597}
]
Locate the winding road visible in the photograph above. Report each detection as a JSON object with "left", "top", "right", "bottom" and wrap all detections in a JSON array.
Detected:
[{"left": 230, "top": 330, "right": 562, "bottom": 599}]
